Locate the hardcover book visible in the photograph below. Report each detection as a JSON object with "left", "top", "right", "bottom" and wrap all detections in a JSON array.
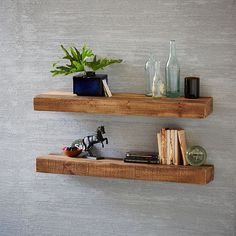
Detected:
[{"left": 178, "top": 130, "right": 188, "bottom": 165}]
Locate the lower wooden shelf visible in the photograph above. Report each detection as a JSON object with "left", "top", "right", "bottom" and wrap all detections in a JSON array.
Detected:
[{"left": 36, "top": 155, "right": 214, "bottom": 184}]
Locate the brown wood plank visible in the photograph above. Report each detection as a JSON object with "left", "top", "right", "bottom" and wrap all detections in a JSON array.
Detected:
[
  {"left": 36, "top": 155, "right": 214, "bottom": 184},
  {"left": 33, "top": 91, "right": 213, "bottom": 118}
]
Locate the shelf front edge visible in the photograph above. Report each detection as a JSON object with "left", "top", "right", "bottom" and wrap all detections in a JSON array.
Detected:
[{"left": 34, "top": 92, "right": 213, "bottom": 118}]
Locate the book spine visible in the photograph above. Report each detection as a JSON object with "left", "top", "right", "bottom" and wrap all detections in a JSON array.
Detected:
[
  {"left": 161, "top": 128, "right": 166, "bottom": 164},
  {"left": 174, "top": 130, "right": 178, "bottom": 165},
  {"left": 166, "top": 129, "right": 171, "bottom": 165},
  {"left": 178, "top": 129, "right": 188, "bottom": 165},
  {"left": 157, "top": 132, "right": 162, "bottom": 164},
  {"left": 170, "top": 129, "right": 175, "bottom": 165}
]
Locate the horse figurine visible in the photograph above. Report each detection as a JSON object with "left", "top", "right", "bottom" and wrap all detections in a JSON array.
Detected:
[{"left": 72, "top": 126, "right": 108, "bottom": 158}]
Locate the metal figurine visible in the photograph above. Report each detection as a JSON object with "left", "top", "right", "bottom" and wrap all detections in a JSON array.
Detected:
[{"left": 71, "top": 126, "right": 108, "bottom": 158}]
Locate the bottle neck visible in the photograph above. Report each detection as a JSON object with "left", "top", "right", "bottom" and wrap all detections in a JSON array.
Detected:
[
  {"left": 155, "top": 61, "right": 160, "bottom": 72},
  {"left": 169, "top": 40, "right": 176, "bottom": 57}
]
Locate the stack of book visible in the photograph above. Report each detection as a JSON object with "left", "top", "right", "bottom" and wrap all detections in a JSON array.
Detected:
[
  {"left": 157, "top": 128, "right": 188, "bottom": 165},
  {"left": 124, "top": 151, "right": 159, "bottom": 164}
]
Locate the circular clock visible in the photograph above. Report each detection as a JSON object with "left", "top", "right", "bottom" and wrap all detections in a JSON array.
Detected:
[{"left": 186, "top": 146, "right": 207, "bottom": 166}]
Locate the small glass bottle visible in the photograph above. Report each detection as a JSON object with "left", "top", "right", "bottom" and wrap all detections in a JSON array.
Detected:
[
  {"left": 165, "top": 40, "right": 180, "bottom": 97},
  {"left": 152, "top": 61, "right": 165, "bottom": 98},
  {"left": 145, "top": 54, "right": 156, "bottom": 96}
]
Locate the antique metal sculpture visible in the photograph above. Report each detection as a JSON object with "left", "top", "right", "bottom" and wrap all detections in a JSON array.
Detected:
[{"left": 71, "top": 126, "right": 108, "bottom": 159}]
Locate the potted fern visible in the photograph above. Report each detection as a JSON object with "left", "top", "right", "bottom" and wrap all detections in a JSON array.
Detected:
[{"left": 50, "top": 45, "right": 122, "bottom": 96}]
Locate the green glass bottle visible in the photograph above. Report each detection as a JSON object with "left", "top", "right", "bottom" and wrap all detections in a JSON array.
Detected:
[{"left": 165, "top": 40, "right": 180, "bottom": 97}]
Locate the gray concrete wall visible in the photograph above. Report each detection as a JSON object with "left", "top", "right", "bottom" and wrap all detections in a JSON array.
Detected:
[{"left": 0, "top": 0, "right": 235, "bottom": 235}]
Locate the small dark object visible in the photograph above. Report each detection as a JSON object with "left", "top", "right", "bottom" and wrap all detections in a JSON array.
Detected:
[
  {"left": 73, "top": 71, "right": 107, "bottom": 96},
  {"left": 71, "top": 126, "right": 108, "bottom": 158},
  {"left": 184, "top": 77, "right": 200, "bottom": 99},
  {"left": 124, "top": 151, "right": 159, "bottom": 164}
]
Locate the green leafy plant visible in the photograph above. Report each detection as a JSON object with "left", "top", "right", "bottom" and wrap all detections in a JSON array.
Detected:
[{"left": 50, "top": 45, "right": 122, "bottom": 76}]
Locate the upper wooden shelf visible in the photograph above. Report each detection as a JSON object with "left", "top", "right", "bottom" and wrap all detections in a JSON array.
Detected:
[{"left": 34, "top": 91, "right": 213, "bottom": 118}]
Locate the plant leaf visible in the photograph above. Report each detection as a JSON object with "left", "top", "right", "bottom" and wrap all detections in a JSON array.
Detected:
[
  {"left": 50, "top": 70, "right": 61, "bottom": 76},
  {"left": 70, "top": 47, "right": 79, "bottom": 61},
  {"left": 61, "top": 45, "right": 73, "bottom": 62},
  {"left": 50, "top": 68, "right": 69, "bottom": 76},
  {"left": 70, "top": 68, "right": 78, "bottom": 73},
  {"left": 56, "top": 66, "right": 71, "bottom": 72},
  {"left": 72, "top": 61, "right": 84, "bottom": 71},
  {"left": 86, "top": 56, "right": 122, "bottom": 71},
  {"left": 74, "top": 47, "right": 82, "bottom": 61},
  {"left": 81, "top": 45, "right": 94, "bottom": 61}
]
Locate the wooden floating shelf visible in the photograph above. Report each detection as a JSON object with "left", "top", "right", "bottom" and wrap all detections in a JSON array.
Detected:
[
  {"left": 36, "top": 155, "right": 214, "bottom": 184},
  {"left": 34, "top": 91, "right": 213, "bottom": 118}
]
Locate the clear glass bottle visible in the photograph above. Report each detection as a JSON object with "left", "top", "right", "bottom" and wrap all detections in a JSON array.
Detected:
[
  {"left": 165, "top": 40, "right": 180, "bottom": 97},
  {"left": 145, "top": 54, "right": 156, "bottom": 96},
  {"left": 152, "top": 61, "right": 165, "bottom": 98}
]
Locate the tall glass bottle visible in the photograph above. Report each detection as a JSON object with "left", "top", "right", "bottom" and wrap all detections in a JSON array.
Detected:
[
  {"left": 145, "top": 54, "right": 156, "bottom": 96},
  {"left": 152, "top": 61, "right": 165, "bottom": 98},
  {"left": 165, "top": 40, "right": 180, "bottom": 97}
]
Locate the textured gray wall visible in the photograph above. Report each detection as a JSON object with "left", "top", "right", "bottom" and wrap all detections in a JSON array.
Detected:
[{"left": 0, "top": 0, "right": 236, "bottom": 235}]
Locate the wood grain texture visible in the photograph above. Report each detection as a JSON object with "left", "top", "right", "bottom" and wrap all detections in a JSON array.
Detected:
[
  {"left": 36, "top": 155, "right": 214, "bottom": 184},
  {"left": 34, "top": 91, "right": 213, "bottom": 118}
]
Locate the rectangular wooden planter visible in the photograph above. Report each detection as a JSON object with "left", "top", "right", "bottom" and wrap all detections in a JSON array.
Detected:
[
  {"left": 33, "top": 91, "right": 213, "bottom": 118},
  {"left": 36, "top": 155, "right": 214, "bottom": 184}
]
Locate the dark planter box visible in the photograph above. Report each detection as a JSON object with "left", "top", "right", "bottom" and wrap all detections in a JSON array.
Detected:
[{"left": 73, "top": 72, "right": 108, "bottom": 96}]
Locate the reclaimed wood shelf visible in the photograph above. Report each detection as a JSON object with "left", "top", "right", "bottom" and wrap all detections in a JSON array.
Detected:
[
  {"left": 33, "top": 91, "right": 213, "bottom": 118},
  {"left": 36, "top": 155, "right": 214, "bottom": 184}
]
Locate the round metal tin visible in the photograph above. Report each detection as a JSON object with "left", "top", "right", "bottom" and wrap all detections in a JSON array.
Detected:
[{"left": 186, "top": 146, "right": 207, "bottom": 166}]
